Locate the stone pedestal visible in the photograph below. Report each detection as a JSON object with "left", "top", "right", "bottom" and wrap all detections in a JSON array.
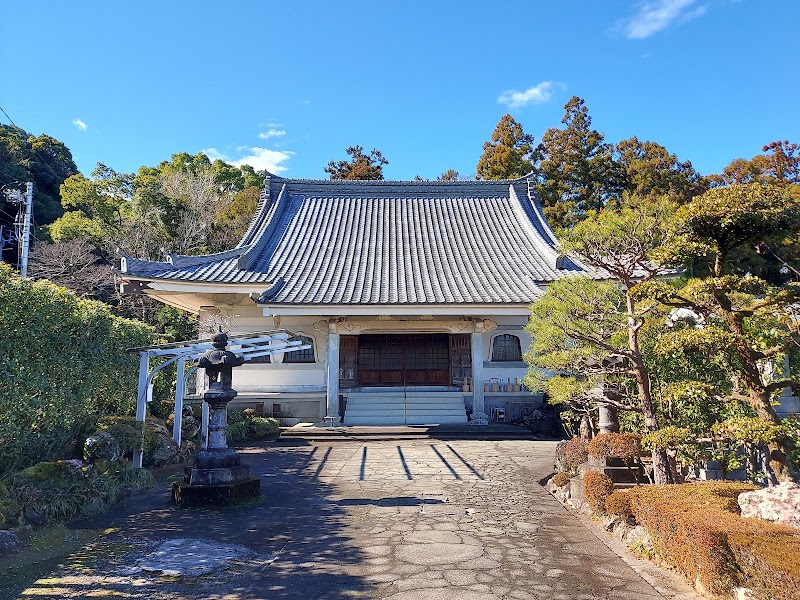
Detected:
[{"left": 172, "top": 331, "right": 261, "bottom": 507}]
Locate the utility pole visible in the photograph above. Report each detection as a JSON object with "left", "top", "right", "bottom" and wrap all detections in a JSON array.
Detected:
[
  {"left": 4, "top": 182, "right": 33, "bottom": 277},
  {"left": 20, "top": 182, "right": 33, "bottom": 278}
]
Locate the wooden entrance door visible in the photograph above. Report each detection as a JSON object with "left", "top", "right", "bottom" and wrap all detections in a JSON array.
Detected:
[
  {"left": 356, "top": 334, "right": 450, "bottom": 386},
  {"left": 449, "top": 334, "right": 472, "bottom": 385},
  {"left": 339, "top": 335, "right": 358, "bottom": 388}
]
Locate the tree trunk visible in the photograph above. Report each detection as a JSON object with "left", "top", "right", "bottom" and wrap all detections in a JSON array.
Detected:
[
  {"left": 750, "top": 390, "right": 795, "bottom": 484},
  {"left": 627, "top": 293, "right": 672, "bottom": 484}
]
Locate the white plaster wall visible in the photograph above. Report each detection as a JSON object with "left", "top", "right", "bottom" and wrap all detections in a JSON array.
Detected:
[{"left": 224, "top": 312, "right": 329, "bottom": 392}]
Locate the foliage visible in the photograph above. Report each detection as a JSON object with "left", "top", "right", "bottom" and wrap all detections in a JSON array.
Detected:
[
  {"left": 613, "top": 136, "right": 705, "bottom": 203},
  {"left": 536, "top": 96, "right": 624, "bottom": 228},
  {"left": 527, "top": 199, "right": 680, "bottom": 483},
  {"left": 582, "top": 470, "right": 615, "bottom": 515},
  {"left": 605, "top": 491, "right": 633, "bottom": 520},
  {"left": 555, "top": 437, "right": 588, "bottom": 475},
  {"left": 551, "top": 472, "right": 571, "bottom": 487},
  {"left": 641, "top": 425, "right": 695, "bottom": 453},
  {"left": 227, "top": 410, "right": 280, "bottom": 443},
  {"left": 647, "top": 184, "right": 800, "bottom": 481},
  {"left": 154, "top": 305, "right": 197, "bottom": 342},
  {"left": 588, "top": 432, "right": 642, "bottom": 462},
  {"left": 0, "top": 124, "right": 78, "bottom": 224},
  {"left": 324, "top": 145, "right": 388, "bottom": 180},
  {"left": 4, "top": 460, "right": 153, "bottom": 523},
  {"left": 0, "top": 264, "right": 154, "bottom": 476},
  {"left": 619, "top": 482, "right": 800, "bottom": 599},
  {"left": 47, "top": 211, "right": 110, "bottom": 247},
  {"left": 713, "top": 417, "right": 785, "bottom": 446},
  {"left": 709, "top": 140, "right": 800, "bottom": 188},
  {"left": 476, "top": 114, "right": 536, "bottom": 180}
]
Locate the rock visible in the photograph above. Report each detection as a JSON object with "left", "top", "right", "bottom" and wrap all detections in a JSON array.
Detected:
[
  {"left": 602, "top": 516, "right": 621, "bottom": 532},
  {"left": 623, "top": 525, "right": 650, "bottom": 547},
  {"left": 0, "top": 529, "right": 22, "bottom": 555},
  {"left": 737, "top": 482, "right": 800, "bottom": 529},
  {"left": 23, "top": 507, "right": 45, "bottom": 527},
  {"left": 84, "top": 431, "right": 122, "bottom": 465}
]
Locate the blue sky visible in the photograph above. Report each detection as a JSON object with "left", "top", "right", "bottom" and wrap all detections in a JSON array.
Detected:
[{"left": 2, "top": 0, "right": 797, "bottom": 181}]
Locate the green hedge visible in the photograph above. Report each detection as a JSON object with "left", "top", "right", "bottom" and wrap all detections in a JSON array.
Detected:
[{"left": 0, "top": 264, "right": 154, "bottom": 476}]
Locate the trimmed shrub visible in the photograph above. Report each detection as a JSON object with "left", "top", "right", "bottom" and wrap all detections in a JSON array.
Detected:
[
  {"left": 556, "top": 437, "right": 588, "bottom": 474},
  {"left": 623, "top": 482, "right": 800, "bottom": 598},
  {"left": 551, "top": 472, "right": 572, "bottom": 487},
  {"left": 0, "top": 264, "right": 154, "bottom": 476},
  {"left": 588, "top": 432, "right": 642, "bottom": 461},
  {"left": 583, "top": 470, "right": 615, "bottom": 515},
  {"left": 605, "top": 491, "right": 633, "bottom": 520}
]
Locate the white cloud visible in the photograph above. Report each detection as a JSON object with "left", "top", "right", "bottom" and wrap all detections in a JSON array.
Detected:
[
  {"left": 72, "top": 118, "right": 88, "bottom": 131},
  {"left": 497, "top": 81, "right": 557, "bottom": 109},
  {"left": 259, "top": 129, "right": 286, "bottom": 140},
  {"left": 623, "top": 0, "right": 706, "bottom": 39},
  {"left": 202, "top": 147, "right": 292, "bottom": 174}
]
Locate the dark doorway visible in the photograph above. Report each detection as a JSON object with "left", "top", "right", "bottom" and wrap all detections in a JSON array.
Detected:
[{"left": 355, "top": 334, "right": 451, "bottom": 386}]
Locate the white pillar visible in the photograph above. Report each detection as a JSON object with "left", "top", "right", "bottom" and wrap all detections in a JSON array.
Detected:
[
  {"left": 326, "top": 326, "right": 341, "bottom": 424},
  {"left": 133, "top": 352, "right": 150, "bottom": 468},
  {"left": 471, "top": 329, "right": 488, "bottom": 425},
  {"left": 172, "top": 356, "right": 186, "bottom": 446}
]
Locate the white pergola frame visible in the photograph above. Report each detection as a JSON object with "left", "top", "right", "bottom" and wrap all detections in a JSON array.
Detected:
[{"left": 127, "top": 330, "right": 311, "bottom": 467}]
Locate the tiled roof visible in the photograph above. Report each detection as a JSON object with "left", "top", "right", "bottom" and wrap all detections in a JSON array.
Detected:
[{"left": 120, "top": 174, "right": 596, "bottom": 304}]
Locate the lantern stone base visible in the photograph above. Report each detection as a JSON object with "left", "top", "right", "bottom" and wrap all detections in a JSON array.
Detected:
[{"left": 172, "top": 477, "right": 261, "bottom": 507}]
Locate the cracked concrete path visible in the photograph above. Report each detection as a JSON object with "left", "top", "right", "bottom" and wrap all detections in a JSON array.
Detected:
[{"left": 6, "top": 439, "right": 702, "bottom": 599}]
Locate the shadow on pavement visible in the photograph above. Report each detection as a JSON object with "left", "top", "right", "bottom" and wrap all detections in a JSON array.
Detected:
[{"left": 12, "top": 439, "right": 373, "bottom": 600}]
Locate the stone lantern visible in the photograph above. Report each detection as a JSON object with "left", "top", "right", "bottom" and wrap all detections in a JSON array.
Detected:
[{"left": 172, "top": 331, "right": 260, "bottom": 506}]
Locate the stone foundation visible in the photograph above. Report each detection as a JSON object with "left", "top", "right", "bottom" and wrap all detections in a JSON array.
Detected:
[{"left": 172, "top": 477, "right": 261, "bottom": 508}]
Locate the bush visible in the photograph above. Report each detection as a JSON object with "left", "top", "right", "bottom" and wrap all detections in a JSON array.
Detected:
[
  {"left": 583, "top": 470, "right": 615, "bottom": 515},
  {"left": 605, "top": 491, "right": 633, "bottom": 520},
  {"left": 623, "top": 482, "right": 800, "bottom": 598},
  {"left": 5, "top": 460, "right": 153, "bottom": 523},
  {"left": 0, "top": 264, "right": 154, "bottom": 476},
  {"left": 227, "top": 412, "right": 280, "bottom": 444},
  {"left": 551, "top": 472, "right": 572, "bottom": 487},
  {"left": 555, "top": 437, "right": 588, "bottom": 474},
  {"left": 588, "top": 432, "right": 642, "bottom": 461}
]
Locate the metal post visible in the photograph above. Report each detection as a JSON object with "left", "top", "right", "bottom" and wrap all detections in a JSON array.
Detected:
[
  {"left": 19, "top": 182, "right": 32, "bottom": 278},
  {"left": 133, "top": 352, "right": 150, "bottom": 468}
]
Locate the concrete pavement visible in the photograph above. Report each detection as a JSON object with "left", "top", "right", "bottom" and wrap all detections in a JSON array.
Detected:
[{"left": 6, "top": 438, "right": 701, "bottom": 599}]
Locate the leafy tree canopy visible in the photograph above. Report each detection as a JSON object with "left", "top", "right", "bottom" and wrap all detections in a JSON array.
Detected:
[
  {"left": 324, "top": 145, "right": 388, "bottom": 180},
  {"left": 0, "top": 124, "right": 78, "bottom": 224}
]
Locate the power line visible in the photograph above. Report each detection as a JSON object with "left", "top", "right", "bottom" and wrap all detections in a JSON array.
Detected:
[{"left": 0, "top": 105, "right": 20, "bottom": 128}]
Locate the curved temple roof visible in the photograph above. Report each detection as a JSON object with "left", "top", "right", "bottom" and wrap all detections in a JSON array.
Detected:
[{"left": 120, "top": 173, "right": 595, "bottom": 305}]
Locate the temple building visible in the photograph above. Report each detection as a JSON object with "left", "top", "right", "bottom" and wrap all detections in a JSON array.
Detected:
[{"left": 119, "top": 172, "right": 595, "bottom": 425}]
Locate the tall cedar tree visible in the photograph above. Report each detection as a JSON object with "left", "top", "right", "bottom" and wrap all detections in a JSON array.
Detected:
[
  {"left": 476, "top": 114, "right": 535, "bottom": 181},
  {"left": 614, "top": 136, "right": 706, "bottom": 203},
  {"left": 536, "top": 97, "right": 623, "bottom": 228},
  {"left": 325, "top": 146, "right": 388, "bottom": 180}
]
